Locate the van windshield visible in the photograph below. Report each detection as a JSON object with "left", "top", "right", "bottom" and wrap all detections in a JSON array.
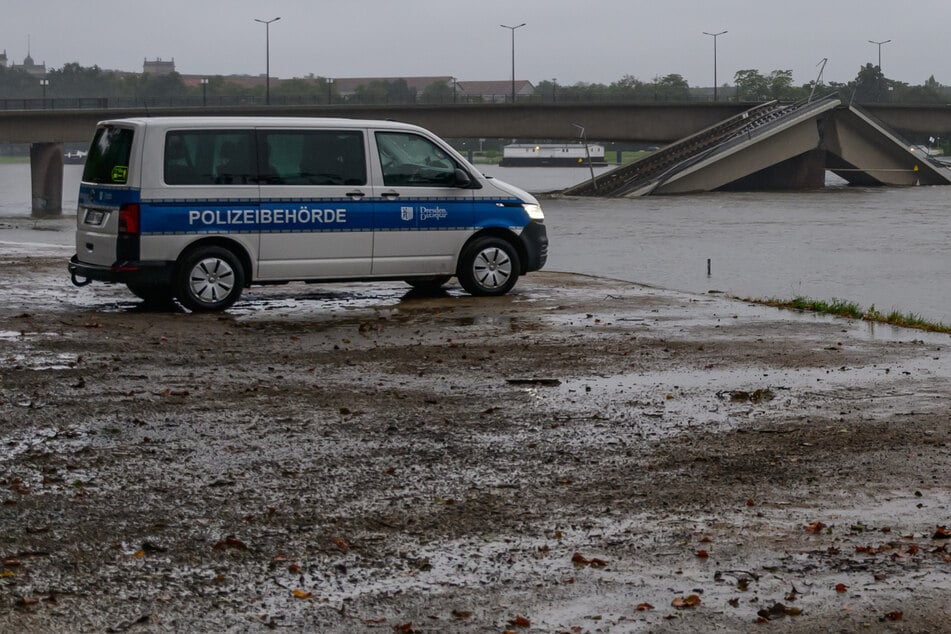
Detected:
[{"left": 82, "top": 126, "right": 134, "bottom": 184}]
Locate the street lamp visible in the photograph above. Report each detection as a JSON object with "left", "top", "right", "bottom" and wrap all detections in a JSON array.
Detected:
[
  {"left": 39, "top": 78, "right": 49, "bottom": 105},
  {"left": 500, "top": 23, "right": 526, "bottom": 103},
  {"left": 200, "top": 77, "right": 208, "bottom": 106},
  {"left": 254, "top": 16, "right": 281, "bottom": 105},
  {"left": 327, "top": 77, "right": 333, "bottom": 104},
  {"left": 868, "top": 39, "right": 891, "bottom": 70},
  {"left": 703, "top": 31, "right": 727, "bottom": 102}
]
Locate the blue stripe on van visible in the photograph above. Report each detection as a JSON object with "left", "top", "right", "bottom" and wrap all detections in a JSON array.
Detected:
[{"left": 79, "top": 188, "right": 530, "bottom": 235}]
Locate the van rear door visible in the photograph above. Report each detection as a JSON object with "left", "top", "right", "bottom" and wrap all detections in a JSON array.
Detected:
[
  {"left": 76, "top": 124, "right": 137, "bottom": 267},
  {"left": 255, "top": 129, "right": 374, "bottom": 280}
]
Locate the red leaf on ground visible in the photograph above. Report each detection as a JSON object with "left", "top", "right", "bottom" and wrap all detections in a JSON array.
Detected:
[
  {"left": 696, "top": 550, "right": 709, "bottom": 558},
  {"left": 835, "top": 583, "right": 848, "bottom": 593},
  {"left": 884, "top": 610, "right": 903, "bottom": 621},
  {"left": 805, "top": 521, "right": 827, "bottom": 533},
  {"left": 636, "top": 602, "right": 654, "bottom": 611},
  {"left": 213, "top": 536, "right": 247, "bottom": 550},
  {"left": 932, "top": 526, "right": 951, "bottom": 539}
]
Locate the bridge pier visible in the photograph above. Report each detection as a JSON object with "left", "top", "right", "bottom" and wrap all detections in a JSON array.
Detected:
[{"left": 30, "top": 142, "right": 64, "bottom": 217}]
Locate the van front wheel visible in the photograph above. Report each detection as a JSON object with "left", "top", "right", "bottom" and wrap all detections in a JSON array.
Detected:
[
  {"left": 458, "top": 236, "right": 521, "bottom": 296},
  {"left": 176, "top": 246, "right": 245, "bottom": 312}
]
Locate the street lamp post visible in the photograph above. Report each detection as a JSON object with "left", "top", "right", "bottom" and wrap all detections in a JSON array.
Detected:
[
  {"left": 500, "top": 23, "right": 526, "bottom": 103},
  {"left": 200, "top": 77, "right": 208, "bottom": 106},
  {"left": 703, "top": 31, "right": 727, "bottom": 102},
  {"left": 254, "top": 16, "right": 281, "bottom": 105},
  {"left": 327, "top": 78, "right": 333, "bottom": 104},
  {"left": 39, "top": 78, "right": 49, "bottom": 106},
  {"left": 868, "top": 39, "right": 891, "bottom": 70}
]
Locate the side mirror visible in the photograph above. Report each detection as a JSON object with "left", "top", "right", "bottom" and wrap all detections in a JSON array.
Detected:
[{"left": 454, "top": 168, "right": 473, "bottom": 188}]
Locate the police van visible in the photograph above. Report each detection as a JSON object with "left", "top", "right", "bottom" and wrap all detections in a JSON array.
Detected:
[{"left": 68, "top": 117, "right": 548, "bottom": 312}]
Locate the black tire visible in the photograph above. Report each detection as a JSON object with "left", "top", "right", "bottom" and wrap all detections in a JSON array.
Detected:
[
  {"left": 405, "top": 276, "right": 452, "bottom": 293},
  {"left": 176, "top": 246, "right": 245, "bottom": 312},
  {"left": 457, "top": 236, "right": 521, "bottom": 296},
  {"left": 126, "top": 283, "right": 175, "bottom": 306}
]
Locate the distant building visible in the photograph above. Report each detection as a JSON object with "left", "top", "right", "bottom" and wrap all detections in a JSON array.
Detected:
[
  {"left": 143, "top": 58, "right": 175, "bottom": 75},
  {"left": 0, "top": 50, "right": 7, "bottom": 68},
  {"left": 11, "top": 50, "right": 46, "bottom": 77},
  {"left": 456, "top": 80, "right": 535, "bottom": 102}
]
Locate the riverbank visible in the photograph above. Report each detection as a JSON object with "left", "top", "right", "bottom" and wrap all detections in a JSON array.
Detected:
[{"left": 1, "top": 245, "right": 950, "bottom": 632}]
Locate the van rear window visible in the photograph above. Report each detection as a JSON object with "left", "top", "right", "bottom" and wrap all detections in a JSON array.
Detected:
[{"left": 82, "top": 126, "right": 134, "bottom": 184}]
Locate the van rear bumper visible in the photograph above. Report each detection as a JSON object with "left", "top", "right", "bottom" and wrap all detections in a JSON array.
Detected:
[{"left": 68, "top": 255, "right": 175, "bottom": 287}]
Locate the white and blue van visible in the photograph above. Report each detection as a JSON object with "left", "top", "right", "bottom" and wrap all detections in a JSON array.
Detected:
[{"left": 69, "top": 117, "right": 548, "bottom": 311}]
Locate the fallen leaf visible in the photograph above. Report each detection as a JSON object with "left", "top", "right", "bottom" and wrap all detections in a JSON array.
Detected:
[
  {"left": 805, "top": 521, "right": 827, "bottom": 533},
  {"left": 672, "top": 594, "right": 701, "bottom": 609},
  {"left": 695, "top": 550, "right": 709, "bottom": 558},
  {"left": 884, "top": 610, "right": 903, "bottom": 621},
  {"left": 213, "top": 536, "right": 247, "bottom": 550},
  {"left": 292, "top": 589, "right": 312, "bottom": 599},
  {"left": 507, "top": 615, "right": 531, "bottom": 627},
  {"left": 635, "top": 602, "right": 654, "bottom": 611},
  {"left": 835, "top": 583, "right": 848, "bottom": 593},
  {"left": 932, "top": 526, "right": 951, "bottom": 539},
  {"left": 333, "top": 538, "right": 349, "bottom": 552}
]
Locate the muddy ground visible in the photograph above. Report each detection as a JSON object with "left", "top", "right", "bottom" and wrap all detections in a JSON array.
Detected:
[{"left": 1, "top": 239, "right": 950, "bottom": 632}]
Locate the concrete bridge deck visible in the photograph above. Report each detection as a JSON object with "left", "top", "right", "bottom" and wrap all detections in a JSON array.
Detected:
[{"left": 563, "top": 98, "right": 951, "bottom": 197}]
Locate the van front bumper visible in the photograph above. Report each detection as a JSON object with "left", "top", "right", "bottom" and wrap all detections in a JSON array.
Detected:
[
  {"left": 69, "top": 255, "right": 175, "bottom": 287},
  {"left": 519, "top": 221, "right": 548, "bottom": 272}
]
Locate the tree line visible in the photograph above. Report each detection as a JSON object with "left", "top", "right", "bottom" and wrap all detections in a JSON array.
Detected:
[{"left": 0, "top": 62, "right": 947, "bottom": 105}]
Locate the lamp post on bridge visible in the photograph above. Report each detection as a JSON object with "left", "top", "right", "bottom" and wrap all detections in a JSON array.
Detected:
[
  {"left": 200, "top": 78, "right": 208, "bottom": 106},
  {"left": 500, "top": 23, "right": 526, "bottom": 103},
  {"left": 39, "top": 78, "right": 49, "bottom": 107},
  {"left": 703, "top": 30, "right": 727, "bottom": 102},
  {"left": 868, "top": 39, "right": 891, "bottom": 70},
  {"left": 254, "top": 16, "right": 281, "bottom": 105}
]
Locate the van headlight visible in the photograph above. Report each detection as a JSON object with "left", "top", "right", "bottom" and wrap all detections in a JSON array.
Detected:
[{"left": 523, "top": 203, "right": 545, "bottom": 221}]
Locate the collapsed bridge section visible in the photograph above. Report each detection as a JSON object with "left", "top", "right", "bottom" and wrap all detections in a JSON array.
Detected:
[{"left": 563, "top": 97, "right": 951, "bottom": 197}]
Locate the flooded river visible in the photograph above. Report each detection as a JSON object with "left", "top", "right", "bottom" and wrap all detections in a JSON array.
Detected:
[{"left": 2, "top": 163, "right": 949, "bottom": 322}]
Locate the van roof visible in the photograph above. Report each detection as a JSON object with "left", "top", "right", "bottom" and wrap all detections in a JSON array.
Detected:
[{"left": 95, "top": 116, "right": 428, "bottom": 132}]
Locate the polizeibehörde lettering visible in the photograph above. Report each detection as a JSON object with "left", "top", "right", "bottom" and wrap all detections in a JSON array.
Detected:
[{"left": 188, "top": 206, "right": 348, "bottom": 227}]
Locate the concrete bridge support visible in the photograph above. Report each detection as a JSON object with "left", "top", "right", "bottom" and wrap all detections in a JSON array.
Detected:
[{"left": 30, "top": 142, "right": 64, "bottom": 217}]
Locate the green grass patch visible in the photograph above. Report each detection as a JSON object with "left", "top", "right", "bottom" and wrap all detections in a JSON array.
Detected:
[
  {"left": 745, "top": 295, "right": 951, "bottom": 334},
  {"left": 0, "top": 156, "right": 29, "bottom": 164}
]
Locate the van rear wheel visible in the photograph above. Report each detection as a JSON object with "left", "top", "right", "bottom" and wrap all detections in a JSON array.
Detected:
[
  {"left": 457, "top": 236, "right": 521, "bottom": 296},
  {"left": 176, "top": 246, "right": 245, "bottom": 312}
]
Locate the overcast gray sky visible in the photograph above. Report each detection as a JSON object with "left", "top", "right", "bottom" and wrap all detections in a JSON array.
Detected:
[{"left": 4, "top": 1, "right": 947, "bottom": 87}]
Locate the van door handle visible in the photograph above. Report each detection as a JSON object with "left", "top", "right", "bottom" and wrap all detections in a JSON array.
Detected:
[
  {"left": 381, "top": 190, "right": 400, "bottom": 199},
  {"left": 346, "top": 190, "right": 366, "bottom": 198}
]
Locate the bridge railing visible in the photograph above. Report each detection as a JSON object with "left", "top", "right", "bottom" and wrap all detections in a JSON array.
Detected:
[{"left": 0, "top": 92, "right": 740, "bottom": 111}]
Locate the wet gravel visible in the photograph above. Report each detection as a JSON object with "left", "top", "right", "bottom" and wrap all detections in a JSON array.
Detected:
[{"left": 1, "top": 251, "right": 950, "bottom": 633}]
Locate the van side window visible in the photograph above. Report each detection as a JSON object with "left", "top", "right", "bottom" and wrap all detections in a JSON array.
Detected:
[
  {"left": 376, "top": 132, "right": 457, "bottom": 187},
  {"left": 164, "top": 131, "right": 256, "bottom": 185},
  {"left": 259, "top": 130, "right": 367, "bottom": 186}
]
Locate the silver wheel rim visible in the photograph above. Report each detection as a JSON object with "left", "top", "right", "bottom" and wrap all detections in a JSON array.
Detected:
[
  {"left": 189, "top": 257, "right": 235, "bottom": 304},
  {"left": 472, "top": 246, "right": 512, "bottom": 290}
]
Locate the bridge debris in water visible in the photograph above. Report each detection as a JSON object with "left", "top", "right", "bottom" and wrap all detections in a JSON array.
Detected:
[{"left": 562, "top": 97, "right": 951, "bottom": 196}]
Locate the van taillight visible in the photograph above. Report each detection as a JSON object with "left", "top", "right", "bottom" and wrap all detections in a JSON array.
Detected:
[{"left": 118, "top": 203, "right": 140, "bottom": 235}]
